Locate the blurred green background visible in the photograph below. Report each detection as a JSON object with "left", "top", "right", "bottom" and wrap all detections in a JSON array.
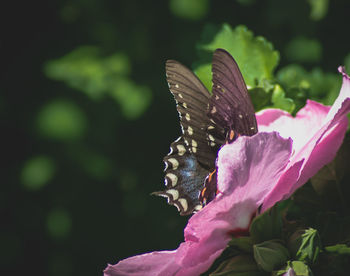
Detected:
[{"left": 1, "top": 0, "right": 350, "bottom": 275}]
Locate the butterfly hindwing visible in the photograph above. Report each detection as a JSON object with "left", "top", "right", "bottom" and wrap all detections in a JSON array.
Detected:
[{"left": 153, "top": 137, "right": 208, "bottom": 215}]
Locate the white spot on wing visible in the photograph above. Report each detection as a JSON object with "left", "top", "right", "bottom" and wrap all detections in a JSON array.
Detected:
[
  {"left": 192, "top": 140, "right": 197, "bottom": 147},
  {"left": 183, "top": 102, "right": 187, "bottom": 108},
  {"left": 188, "top": 126, "right": 193, "bottom": 135},
  {"left": 166, "top": 189, "right": 179, "bottom": 200},
  {"left": 191, "top": 139, "right": 197, "bottom": 153},
  {"left": 178, "top": 198, "right": 188, "bottom": 212},
  {"left": 166, "top": 173, "right": 178, "bottom": 186},
  {"left": 167, "top": 158, "right": 179, "bottom": 170},
  {"left": 208, "top": 134, "right": 215, "bottom": 141},
  {"left": 211, "top": 106, "right": 217, "bottom": 114},
  {"left": 239, "top": 114, "right": 243, "bottom": 119},
  {"left": 178, "top": 93, "right": 183, "bottom": 99},
  {"left": 185, "top": 113, "right": 190, "bottom": 121},
  {"left": 175, "top": 84, "right": 179, "bottom": 88},
  {"left": 176, "top": 144, "right": 186, "bottom": 156},
  {"left": 208, "top": 125, "right": 215, "bottom": 130}
]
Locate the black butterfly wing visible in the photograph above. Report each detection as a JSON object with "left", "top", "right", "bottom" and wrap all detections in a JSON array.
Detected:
[
  {"left": 165, "top": 60, "right": 217, "bottom": 170},
  {"left": 200, "top": 49, "right": 258, "bottom": 205},
  {"left": 153, "top": 137, "right": 209, "bottom": 215},
  {"left": 154, "top": 60, "right": 218, "bottom": 215},
  {"left": 208, "top": 49, "right": 257, "bottom": 138},
  {"left": 155, "top": 50, "right": 258, "bottom": 215}
]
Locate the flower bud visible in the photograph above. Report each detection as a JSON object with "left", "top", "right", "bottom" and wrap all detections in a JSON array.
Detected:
[{"left": 288, "top": 228, "right": 321, "bottom": 264}]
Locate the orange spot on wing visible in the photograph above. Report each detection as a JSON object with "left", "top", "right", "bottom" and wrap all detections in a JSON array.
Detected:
[
  {"left": 208, "top": 169, "right": 216, "bottom": 182},
  {"left": 201, "top": 187, "right": 207, "bottom": 198},
  {"left": 229, "top": 130, "right": 235, "bottom": 140}
]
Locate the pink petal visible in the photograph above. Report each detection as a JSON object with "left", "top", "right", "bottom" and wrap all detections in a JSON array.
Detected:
[
  {"left": 260, "top": 68, "right": 350, "bottom": 211},
  {"left": 104, "top": 251, "right": 179, "bottom": 276},
  {"left": 283, "top": 268, "right": 296, "bottom": 276},
  {"left": 104, "top": 132, "right": 292, "bottom": 276}
]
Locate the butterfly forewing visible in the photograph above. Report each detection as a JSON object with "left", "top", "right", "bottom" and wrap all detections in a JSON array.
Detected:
[
  {"left": 166, "top": 60, "right": 217, "bottom": 170},
  {"left": 200, "top": 49, "right": 258, "bottom": 205},
  {"left": 209, "top": 49, "right": 258, "bottom": 137}
]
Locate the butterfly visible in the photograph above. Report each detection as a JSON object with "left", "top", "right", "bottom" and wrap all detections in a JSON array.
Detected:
[{"left": 153, "top": 49, "right": 258, "bottom": 215}]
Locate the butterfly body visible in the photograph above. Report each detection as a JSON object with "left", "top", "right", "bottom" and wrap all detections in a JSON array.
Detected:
[{"left": 154, "top": 49, "right": 257, "bottom": 215}]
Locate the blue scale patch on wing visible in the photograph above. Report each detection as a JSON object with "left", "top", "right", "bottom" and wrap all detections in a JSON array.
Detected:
[{"left": 153, "top": 137, "right": 208, "bottom": 215}]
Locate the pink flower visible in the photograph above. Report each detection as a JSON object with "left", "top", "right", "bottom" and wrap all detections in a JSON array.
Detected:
[
  {"left": 105, "top": 132, "right": 293, "bottom": 276},
  {"left": 258, "top": 66, "right": 350, "bottom": 212},
  {"left": 104, "top": 68, "right": 350, "bottom": 276}
]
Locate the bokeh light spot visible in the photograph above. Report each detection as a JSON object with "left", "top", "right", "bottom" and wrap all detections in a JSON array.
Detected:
[
  {"left": 119, "top": 171, "right": 138, "bottom": 192},
  {"left": 44, "top": 47, "right": 152, "bottom": 119},
  {"left": 307, "top": 0, "right": 329, "bottom": 21},
  {"left": 169, "top": 0, "right": 209, "bottom": 20},
  {"left": 110, "top": 79, "right": 152, "bottom": 119},
  {"left": 285, "top": 37, "right": 322, "bottom": 63},
  {"left": 21, "top": 156, "right": 55, "bottom": 190},
  {"left": 79, "top": 151, "right": 113, "bottom": 180},
  {"left": 47, "top": 209, "right": 72, "bottom": 239},
  {"left": 37, "top": 99, "right": 87, "bottom": 141}
]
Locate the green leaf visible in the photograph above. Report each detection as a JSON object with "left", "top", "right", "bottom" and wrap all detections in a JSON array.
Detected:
[
  {"left": 210, "top": 255, "right": 262, "bottom": 276},
  {"left": 228, "top": 237, "right": 254, "bottom": 254},
  {"left": 193, "top": 63, "right": 212, "bottom": 94},
  {"left": 271, "top": 84, "right": 295, "bottom": 113},
  {"left": 276, "top": 64, "right": 341, "bottom": 108},
  {"left": 325, "top": 244, "right": 350, "bottom": 255},
  {"left": 195, "top": 24, "right": 280, "bottom": 90},
  {"left": 274, "top": 261, "right": 312, "bottom": 276},
  {"left": 289, "top": 261, "right": 312, "bottom": 276},
  {"left": 250, "top": 205, "right": 283, "bottom": 243},
  {"left": 249, "top": 87, "right": 271, "bottom": 111},
  {"left": 253, "top": 240, "right": 290, "bottom": 272}
]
